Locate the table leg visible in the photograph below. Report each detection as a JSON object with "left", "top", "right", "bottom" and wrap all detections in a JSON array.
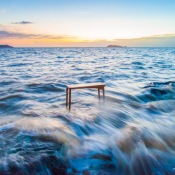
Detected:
[
  {"left": 103, "top": 87, "right": 105, "bottom": 99},
  {"left": 69, "top": 89, "right": 71, "bottom": 110},
  {"left": 98, "top": 88, "right": 100, "bottom": 99},
  {"left": 66, "top": 87, "right": 68, "bottom": 107}
]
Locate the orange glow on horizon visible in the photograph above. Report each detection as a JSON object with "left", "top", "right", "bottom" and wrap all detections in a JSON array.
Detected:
[{"left": 1, "top": 33, "right": 175, "bottom": 47}]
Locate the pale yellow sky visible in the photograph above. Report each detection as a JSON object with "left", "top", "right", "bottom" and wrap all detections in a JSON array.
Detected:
[{"left": 0, "top": 0, "right": 175, "bottom": 47}]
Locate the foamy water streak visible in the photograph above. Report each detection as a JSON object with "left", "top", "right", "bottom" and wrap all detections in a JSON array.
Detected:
[{"left": 0, "top": 47, "right": 175, "bottom": 174}]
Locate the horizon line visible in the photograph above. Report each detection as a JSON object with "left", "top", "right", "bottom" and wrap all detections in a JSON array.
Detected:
[{"left": 1, "top": 46, "right": 175, "bottom": 48}]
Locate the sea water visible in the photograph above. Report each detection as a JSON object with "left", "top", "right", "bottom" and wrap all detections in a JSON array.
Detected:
[{"left": 0, "top": 47, "right": 175, "bottom": 175}]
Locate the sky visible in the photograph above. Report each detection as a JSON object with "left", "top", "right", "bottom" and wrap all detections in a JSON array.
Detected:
[{"left": 0, "top": 0, "right": 175, "bottom": 47}]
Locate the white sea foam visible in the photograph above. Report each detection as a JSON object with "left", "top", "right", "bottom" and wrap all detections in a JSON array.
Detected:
[{"left": 0, "top": 47, "right": 175, "bottom": 174}]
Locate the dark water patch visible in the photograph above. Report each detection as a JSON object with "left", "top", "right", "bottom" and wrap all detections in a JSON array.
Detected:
[
  {"left": 99, "top": 56, "right": 109, "bottom": 60},
  {"left": 0, "top": 80, "right": 18, "bottom": 86},
  {"left": 161, "top": 64, "right": 173, "bottom": 69},
  {"left": 0, "top": 101, "right": 22, "bottom": 115},
  {"left": 69, "top": 120, "right": 91, "bottom": 137},
  {"left": 142, "top": 54, "right": 155, "bottom": 57},
  {"left": 57, "top": 56, "right": 65, "bottom": 58},
  {"left": 8, "top": 63, "right": 30, "bottom": 67},
  {"left": 0, "top": 102, "right": 8, "bottom": 108},
  {"left": 15, "top": 51, "right": 27, "bottom": 55},
  {"left": 0, "top": 104, "right": 23, "bottom": 116},
  {"left": 144, "top": 83, "right": 175, "bottom": 102},
  {"left": 0, "top": 155, "right": 67, "bottom": 175},
  {"left": 151, "top": 88, "right": 169, "bottom": 96},
  {"left": 0, "top": 94, "right": 26, "bottom": 102},
  {"left": 0, "top": 127, "right": 68, "bottom": 174},
  {"left": 136, "top": 92, "right": 157, "bottom": 103},
  {"left": 68, "top": 137, "right": 115, "bottom": 174},
  {"left": 26, "top": 83, "right": 65, "bottom": 93},
  {"left": 120, "top": 67, "right": 130, "bottom": 70},
  {"left": 132, "top": 61, "right": 144, "bottom": 65},
  {"left": 134, "top": 66, "right": 145, "bottom": 70},
  {"left": 154, "top": 60, "right": 163, "bottom": 65},
  {"left": 15, "top": 49, "right": 39, "bottom": 55},
  {"left": 78, "top": 75, "right": 96, "bottom": 82},
  {"left": 57, "top": 55, "right": 72, "bottom": 58},
  {"left": 143, "top": 81, "right": 175, "bottom": 88},
  {"left": 137, "top": 86, "right": 175, "bottom": 103},
  {"left": 94, "top": 77, "right": 104, "bottom": 82},
  {"left": 0, "top": 93, "right": 27, "bottom": 115}
]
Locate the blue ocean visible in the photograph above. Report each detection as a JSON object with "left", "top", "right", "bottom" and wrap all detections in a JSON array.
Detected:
[{"left": 0, "top": 47, "right": 175, "bottom": 175}]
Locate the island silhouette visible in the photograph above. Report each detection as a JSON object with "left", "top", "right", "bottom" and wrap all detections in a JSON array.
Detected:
[
  {"left": 0, "top": 45, "right": 13, "bottom": 48},
  {"left": 107, "top": 45, "right": 126, "bottom": 48}
]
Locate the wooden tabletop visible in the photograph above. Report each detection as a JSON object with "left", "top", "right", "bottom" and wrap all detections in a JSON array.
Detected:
[{"left": 67, "top": 83, "right": 105, "bottom": 89}]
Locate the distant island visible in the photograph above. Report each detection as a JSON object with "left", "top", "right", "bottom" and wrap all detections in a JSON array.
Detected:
[
  {"left": 0, "top": 45, "right": 14, "bottom": 48},
  {"left": 107, "top": 45, "right": 126, "bottom": 48}
]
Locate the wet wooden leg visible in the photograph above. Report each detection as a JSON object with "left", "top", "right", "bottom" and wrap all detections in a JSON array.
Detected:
[
  {"left": 66, "top": 87, "right": 68, "bottom": 107},
  {"left": 103, "top": 87, "right": 105, "bottom": 99},
  {"left": 69, "top": 89, "right": 71, "bottom": 110},
  {"left": 98, "top": 88, "right": 100, "bottom": 99}
]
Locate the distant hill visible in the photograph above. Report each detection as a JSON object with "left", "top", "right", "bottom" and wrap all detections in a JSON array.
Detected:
[
  {"left": 107, "top": 45, "right": 126, "bottom": 48},
  {"left": 0, "top": 45, "right": 14, "bottom": 48}
]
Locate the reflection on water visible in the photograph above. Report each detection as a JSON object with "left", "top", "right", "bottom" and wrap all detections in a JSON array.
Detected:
[{"left": 0, "top": 47, "right": 175, "bottom": 174}]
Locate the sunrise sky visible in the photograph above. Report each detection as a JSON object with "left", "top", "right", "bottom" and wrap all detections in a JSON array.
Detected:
[{"left": 0, "top": 0, "right": 175, "bottom": 47}]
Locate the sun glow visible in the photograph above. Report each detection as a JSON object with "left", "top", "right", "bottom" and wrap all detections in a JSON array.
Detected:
[{"left": 0, "top": 0, "right": 175, "bottom": 47}]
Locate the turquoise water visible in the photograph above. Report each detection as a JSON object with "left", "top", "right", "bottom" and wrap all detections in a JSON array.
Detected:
[{"left": 0, "top": 47, "right": 175, "bottom": 175}]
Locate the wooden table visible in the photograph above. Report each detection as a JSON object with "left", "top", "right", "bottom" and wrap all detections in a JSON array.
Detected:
[{"left": 66, "top": 83, "right": 105, "bottom": 110}]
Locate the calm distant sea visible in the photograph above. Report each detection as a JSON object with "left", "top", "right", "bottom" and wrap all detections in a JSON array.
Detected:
[{"left": 0, "top": 47, "right": 175, "bottom": 175}]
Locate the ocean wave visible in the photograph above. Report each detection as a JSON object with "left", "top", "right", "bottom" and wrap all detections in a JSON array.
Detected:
[
  {"left": 26, "top": 83, "right": 65, "bottom": 93},
  {"left": 0, "top": 47, "right": 175, "bottom": 174}
]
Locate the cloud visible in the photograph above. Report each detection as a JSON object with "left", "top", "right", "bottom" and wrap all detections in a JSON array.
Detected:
[
  {"left": 0, "top": 30, "right": 32, "bottom": 38},
  {"left": 0, "top": 29, "right": 175, "bottom": 47},
  {"left": 11, "top": 21, "right": 33, "bottom": 25},
  {"left": 112, "top": 34, "right": 175, "bottom": 47},
  {"left": 0, "top": 30, "right": 76, "bottom": 40},
  {"left": 75, "top": 34, "right": 175, "bottom": 47},
  {"left": 146, "top": 34, "right": 175, "bottom": 38}
]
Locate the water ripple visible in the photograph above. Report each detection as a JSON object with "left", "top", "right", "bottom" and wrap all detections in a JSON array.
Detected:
[{"left": 0, "top": 47, "right": 175, "bottom": 174}]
